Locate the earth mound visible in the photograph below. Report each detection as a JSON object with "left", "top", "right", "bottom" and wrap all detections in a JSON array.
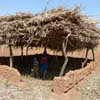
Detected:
[
  {"left": 0, "top": 65, "right": 27, "bottom": 88},
  {"left": 53, "top": 61, "right": 95, "bottom": 94}
]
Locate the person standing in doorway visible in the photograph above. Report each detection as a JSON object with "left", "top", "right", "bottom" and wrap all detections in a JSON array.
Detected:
[{"left": 40, "top": 47, "right": 48, "bottom": 79}]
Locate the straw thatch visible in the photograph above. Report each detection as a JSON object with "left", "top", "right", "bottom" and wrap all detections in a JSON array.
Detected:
[{"left": 0, "top": 7, "right": 100, "bottom": 53}]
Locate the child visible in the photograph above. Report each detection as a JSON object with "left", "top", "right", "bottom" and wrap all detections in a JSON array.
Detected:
[{"left": 31, "top": 57, "right": 40, "bottom": 78}]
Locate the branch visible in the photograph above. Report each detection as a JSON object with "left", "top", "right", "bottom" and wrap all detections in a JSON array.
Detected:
[{"left": 62, "top": 33, "right": 71, "bottom": 57}]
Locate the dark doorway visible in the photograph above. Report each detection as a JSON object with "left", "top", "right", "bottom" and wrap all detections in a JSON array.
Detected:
[{"left": 0, "top": 54, "right": 92, "bottom": 80}]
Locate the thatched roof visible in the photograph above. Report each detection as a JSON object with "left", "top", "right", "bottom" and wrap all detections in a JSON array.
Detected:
[{"left": 0, "top": 7, "right": 100, "bottom": 53}]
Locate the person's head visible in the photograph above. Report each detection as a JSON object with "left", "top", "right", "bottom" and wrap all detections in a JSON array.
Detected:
[
  {"left": 33, "top": 57, "right": 37, "bottom": 61},
  {"left": 43, "top": 47, "right": 47, "bottom": 55}
]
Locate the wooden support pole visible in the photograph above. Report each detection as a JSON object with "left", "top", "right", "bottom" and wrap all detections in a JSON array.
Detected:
[
  {"left": 82, "top": 48, "right": 95, "bottom": 68},
  {"left": 91, "top": 48, "right": 95, "bottom": 61},
  {"left": 82, "top": 48, "right": 89, "bottom": 68},
  {"left": 21, "top": 46, "right": 24, "bottom": 64},
  {"left": 26, "top": 46, "right": 29, "bottom": 55},
  {"left": 85, "top": 48, "right": 89, "bottom": 58},
  {"left": 59, "top": 57, "right": 68, "bottom": 76},
  {"left": 21, "top": 46, "right": 23, "bottom": 56},
  {"left": 59, "top": 33, "right": 71, "bottom": 76},
  {"left": 82, "top": 58, "right": 88, "bottom": 68},
  {"left": 59, "top": 45, "right": 67, "bottom": 77},
  {"left": 9, "top": 45, "right": 13, "bottom": 67}
]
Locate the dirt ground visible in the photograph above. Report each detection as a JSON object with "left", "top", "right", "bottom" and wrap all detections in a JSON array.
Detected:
[
  {"left": 0, "top": 77, "right": 53, "bottom": 100},
  {"left": 0, "top": 46, "right": 100, "bottom": 100}
]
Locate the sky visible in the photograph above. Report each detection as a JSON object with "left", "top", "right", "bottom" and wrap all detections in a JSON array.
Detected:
[{"left": 0, "top": 0, "right": 100, "bottom": 20}]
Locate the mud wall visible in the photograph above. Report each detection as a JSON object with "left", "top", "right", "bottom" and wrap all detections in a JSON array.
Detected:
[{"left": 53, "top": 61, "right": 95, "bottom": 94}]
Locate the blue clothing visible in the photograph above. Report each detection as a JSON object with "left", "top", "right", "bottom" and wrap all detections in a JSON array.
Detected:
[{"left": 40, "top": 63, "right": 48, "bottom": 74}]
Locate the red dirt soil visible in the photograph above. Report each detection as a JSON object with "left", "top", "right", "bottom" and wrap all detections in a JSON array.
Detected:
[{"left": 0, "top": 65, "right": 27, "bottom": 88}]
